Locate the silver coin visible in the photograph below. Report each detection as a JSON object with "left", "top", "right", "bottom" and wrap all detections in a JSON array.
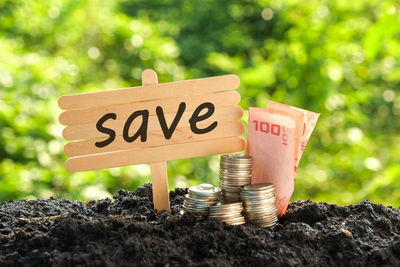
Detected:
[
  {"left": 239, "top": 193, "right": 275, "bottom": 202},
  {"left": 220, "top": 187, "right": 241, "bottom": 193},
  {"left": 209, "top": 213, "right": 243, "bottom": 219},
  {"left": 220, "top": 169, "right": 252, "bottom": 174},
  {"left": 222, "top": 199, "right": 241, "bottom": 204},
  {"left": 221, "top": 179, "right": 251, "bottom": 184},
  {"left": 220, "top": 180, "right": 252, "bottom": 184},
  {"left": 221, "top": 180, "right": 251, "bottom": 185},
  {"left": 228, "top": 221, "right": 246, "bottom": 226},
  {"left": 220, "top": 167, "right": 252, "bottom": 172},
  {"left": 220, "top": 177, "right": 252, "bottom": 182},
  {"left": 244, "top": 207, "right": 277, "bottom": 214},
  {"left": 210, "top": 206, "right": 243, "bottom": 213},
  {"left": 241, "top": 197, "right": 275, "bottom": 203},
  {"left": 221, "top": 156, "right": 252, "bottom": 160},
  {"left": 221, "top": 160, "right": 252, "bottom": 164},
  {"left": 258, "top": 222, "right": 278, "bottom": 228},
  {"left": 222, "top": 196, "right": 241, "bottom": 201},
  {"left": 219, "top": 215, "right": 245, "bottom": 221},
  {"left": 210, "top": 208, "right": 242, "bottom": 214},
  {"left": 222, "top": 199, "right": 241, "bottom": 202},
  {"left": 183, "top": 202, "right": 212, "bottom": 208},
  {"left": 221, "top": 218, "right": 246, "bottom": 224},
  {"left": 184, "top": 200, "right": 218, "bottom": 205},
  {"left": 184, "top": 201, "right": 217, "bottom": 207},
  {"left": 189, "top": 184, "right": 221, "bottom": 195},
  {"left": 220, "top": 178, "right": 252, "bottom": 182},
  {"left": 243, "top": 202, "right": 277, "bottom": 208},
  {"left": 183, "top": 208, "right": 208, "bottom": 214},
  {"left": 188, "top": 198, "right": 219, "bottom": 203},
  {"left": 244, "top": 208, "right": 276, "bottom": 214},
  {"left": 242, "top": 198, "right": 276, "bottom": 205},
  {"left": 185, "top": 194, "right": 218, "bottom": 200},
  {"left": 245, "top": 213, "right": 277, "bottom": 220},
  {"left": 221, "top": 184, "right": 249, "bottom": 189},
  {"left": 221, "top": 200, "right": 240, "bottom": 204},
  {"left": 220, "top": 165, "right": 252, "bottom": 171},
  {"left": 222, "top": 194, "right": 240, "bottom": 199},
  {"left": 242, "top": 183, "right": 274, "bottom": 191},
  {"left": 222, "top": 193, "right": 241, "bottom": 197},
  {"left": 240, "top": 193, "right": 274, "bottom": 199},
  {"left": 210, "top": 203, "right": 242, "bottom": 211},
  {"left": 221, "top": 219, "right": 246, "bottom": 225},
  {"left": 182, "top": 203, "right": 209, "bottom": 209},
  {"left": 220, "top": 220, "right": 246, "bottom": 226},
  {"left": 246, "top": 214, "right": 277, "bottom": 220},
  {"left": 221, "top": 153, "right": 252, "bottom": 160},
  {"left": 240, "top": 188, "right": 275, "bottom": 194},
  {"left": 220, "top": 164, "right": 253, "bottom": 170},
  {"left": 187, "top": 196, "right": 219, "bottom": 202}
]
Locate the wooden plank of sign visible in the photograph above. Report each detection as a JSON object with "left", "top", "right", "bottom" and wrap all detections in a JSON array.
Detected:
[
  {"left": 62, "top": 105, "right": 244, "bottom": 141},
  {"left": 58, "top": 74, "right": 240, "bottom": 110},
  {"left": 59, "top": 90, "right": 240, "bottom": 126},
  {"left": 64, "top": 121, "right": 245, "bottom": 157},
  {"left": 65, "top": 136, "right": 246, "bottom": 172}
]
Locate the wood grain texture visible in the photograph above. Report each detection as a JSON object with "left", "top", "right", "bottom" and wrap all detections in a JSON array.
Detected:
[
  {"left": 150, "top": 162, "right": 171, "bottom": 213},
  {"left": 58, "top": 74, "right": 240, "bottom": 110},
  {"left": 64, "top": 121, "right": 245, "bottom": 156},
  {"left": 65, "top": 137, "right": 246, "bottom": 172},
  {"left": 59, "top": 91, "right": 240, "bottom": 126},
  {"left": 62, "top": 105, "right": 244, "bottom": 141}
]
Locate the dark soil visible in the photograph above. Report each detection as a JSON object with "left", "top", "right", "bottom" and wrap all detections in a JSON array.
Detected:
[{"left": 0, "top": 184, "right": 399, "bottom": 267}]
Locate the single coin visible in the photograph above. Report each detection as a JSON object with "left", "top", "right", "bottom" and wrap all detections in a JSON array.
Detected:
[
  {"left": 189, "top": 184, "right": 221, "bottom": 195},
  {"left": 242, "top": 183, "right": 274, "bottom": 191},
  {"left": 221, "top": 154, "right": 252, "bottom": 161}
]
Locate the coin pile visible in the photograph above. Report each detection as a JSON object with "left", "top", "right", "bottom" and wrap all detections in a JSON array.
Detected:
[
  {"left": 209, "top": 202, "right": 245, "bottom": 225},
  {"left": 220, "top": 154, "right": 252, "bottom": 203},
  {"left": 240, "top": 183, "right": 278, "bottom": 228},
  {"left": 182, "top": 184, "right": 221, "bottom": 218}
]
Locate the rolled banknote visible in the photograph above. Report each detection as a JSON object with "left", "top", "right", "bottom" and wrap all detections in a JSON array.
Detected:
[
  {"left": 248, "top": 103, "right": 319, "bottom": 217},
  {"left": 267, "top": 101, "right": 320, "bottom": 169},
  {"left": 266, "top": 105, "right": 304, "bottom": 172},
  {"left": 247, "top": 108, "right": 296, "bottom": 217}
]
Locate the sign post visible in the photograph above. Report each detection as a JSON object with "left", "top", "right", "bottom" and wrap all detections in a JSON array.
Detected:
[
  {"left": 142, "top": 69, "right": 170, "bottom": 213},
  {"left": 58, "top": 69, "right": 245, "bottom": 213}
]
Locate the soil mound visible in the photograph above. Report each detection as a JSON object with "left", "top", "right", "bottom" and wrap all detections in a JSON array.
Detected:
[{"left": 0, "top": 184, "right": 399, "bottom": 266}]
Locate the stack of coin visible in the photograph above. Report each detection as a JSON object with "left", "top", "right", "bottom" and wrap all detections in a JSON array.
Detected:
[
  {"left": 219, "top": 154, "right": 252, "bottom": 203},
  {"left": 240, "top": 183, "right": 278, "bottom": 228},
  {"left": 208, "top": 202, "right": 245, "bottom": 225},
  {"left": 182, "top": 184, "right": 221, "bottom": 218}
]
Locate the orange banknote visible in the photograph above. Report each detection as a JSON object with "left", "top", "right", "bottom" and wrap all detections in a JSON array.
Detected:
[
  {"left": 248, "top": 102, "right": 319, "bottom": 217},
  {"left": 267, "top": 101, "right": 320, "bottom": 170}
]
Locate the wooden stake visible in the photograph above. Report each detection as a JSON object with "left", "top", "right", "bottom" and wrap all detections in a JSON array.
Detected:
[{"left": 142, "top": 69, "right": 171, "bottom": 213}]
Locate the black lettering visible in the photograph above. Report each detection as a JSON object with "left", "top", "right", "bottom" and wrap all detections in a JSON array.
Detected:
[
  {"left": 189, "top": 102, "right": 217, "bottom": 134},
  {"left": 95, "top": 113, "right": 117, "bottom": 148},
  {"left": 123, "top": 110, "right": 149, "bottom": 142},
  {"left": 156, "top": 102, "right": 186, "bottom": 139}
]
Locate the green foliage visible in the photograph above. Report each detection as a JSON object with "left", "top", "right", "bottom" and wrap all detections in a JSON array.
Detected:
[{"left": 1, "top": 0, "right": 399, "bottom": 207}]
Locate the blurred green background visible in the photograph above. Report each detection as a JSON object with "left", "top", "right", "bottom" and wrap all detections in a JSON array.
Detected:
[{"left": 1, "top": 0, "right": 399, "bottom": 207}]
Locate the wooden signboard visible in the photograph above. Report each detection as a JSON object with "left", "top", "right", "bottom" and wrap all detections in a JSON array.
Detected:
[{"left": 59, "top": 69, "right": 245, "bottom": 213}]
